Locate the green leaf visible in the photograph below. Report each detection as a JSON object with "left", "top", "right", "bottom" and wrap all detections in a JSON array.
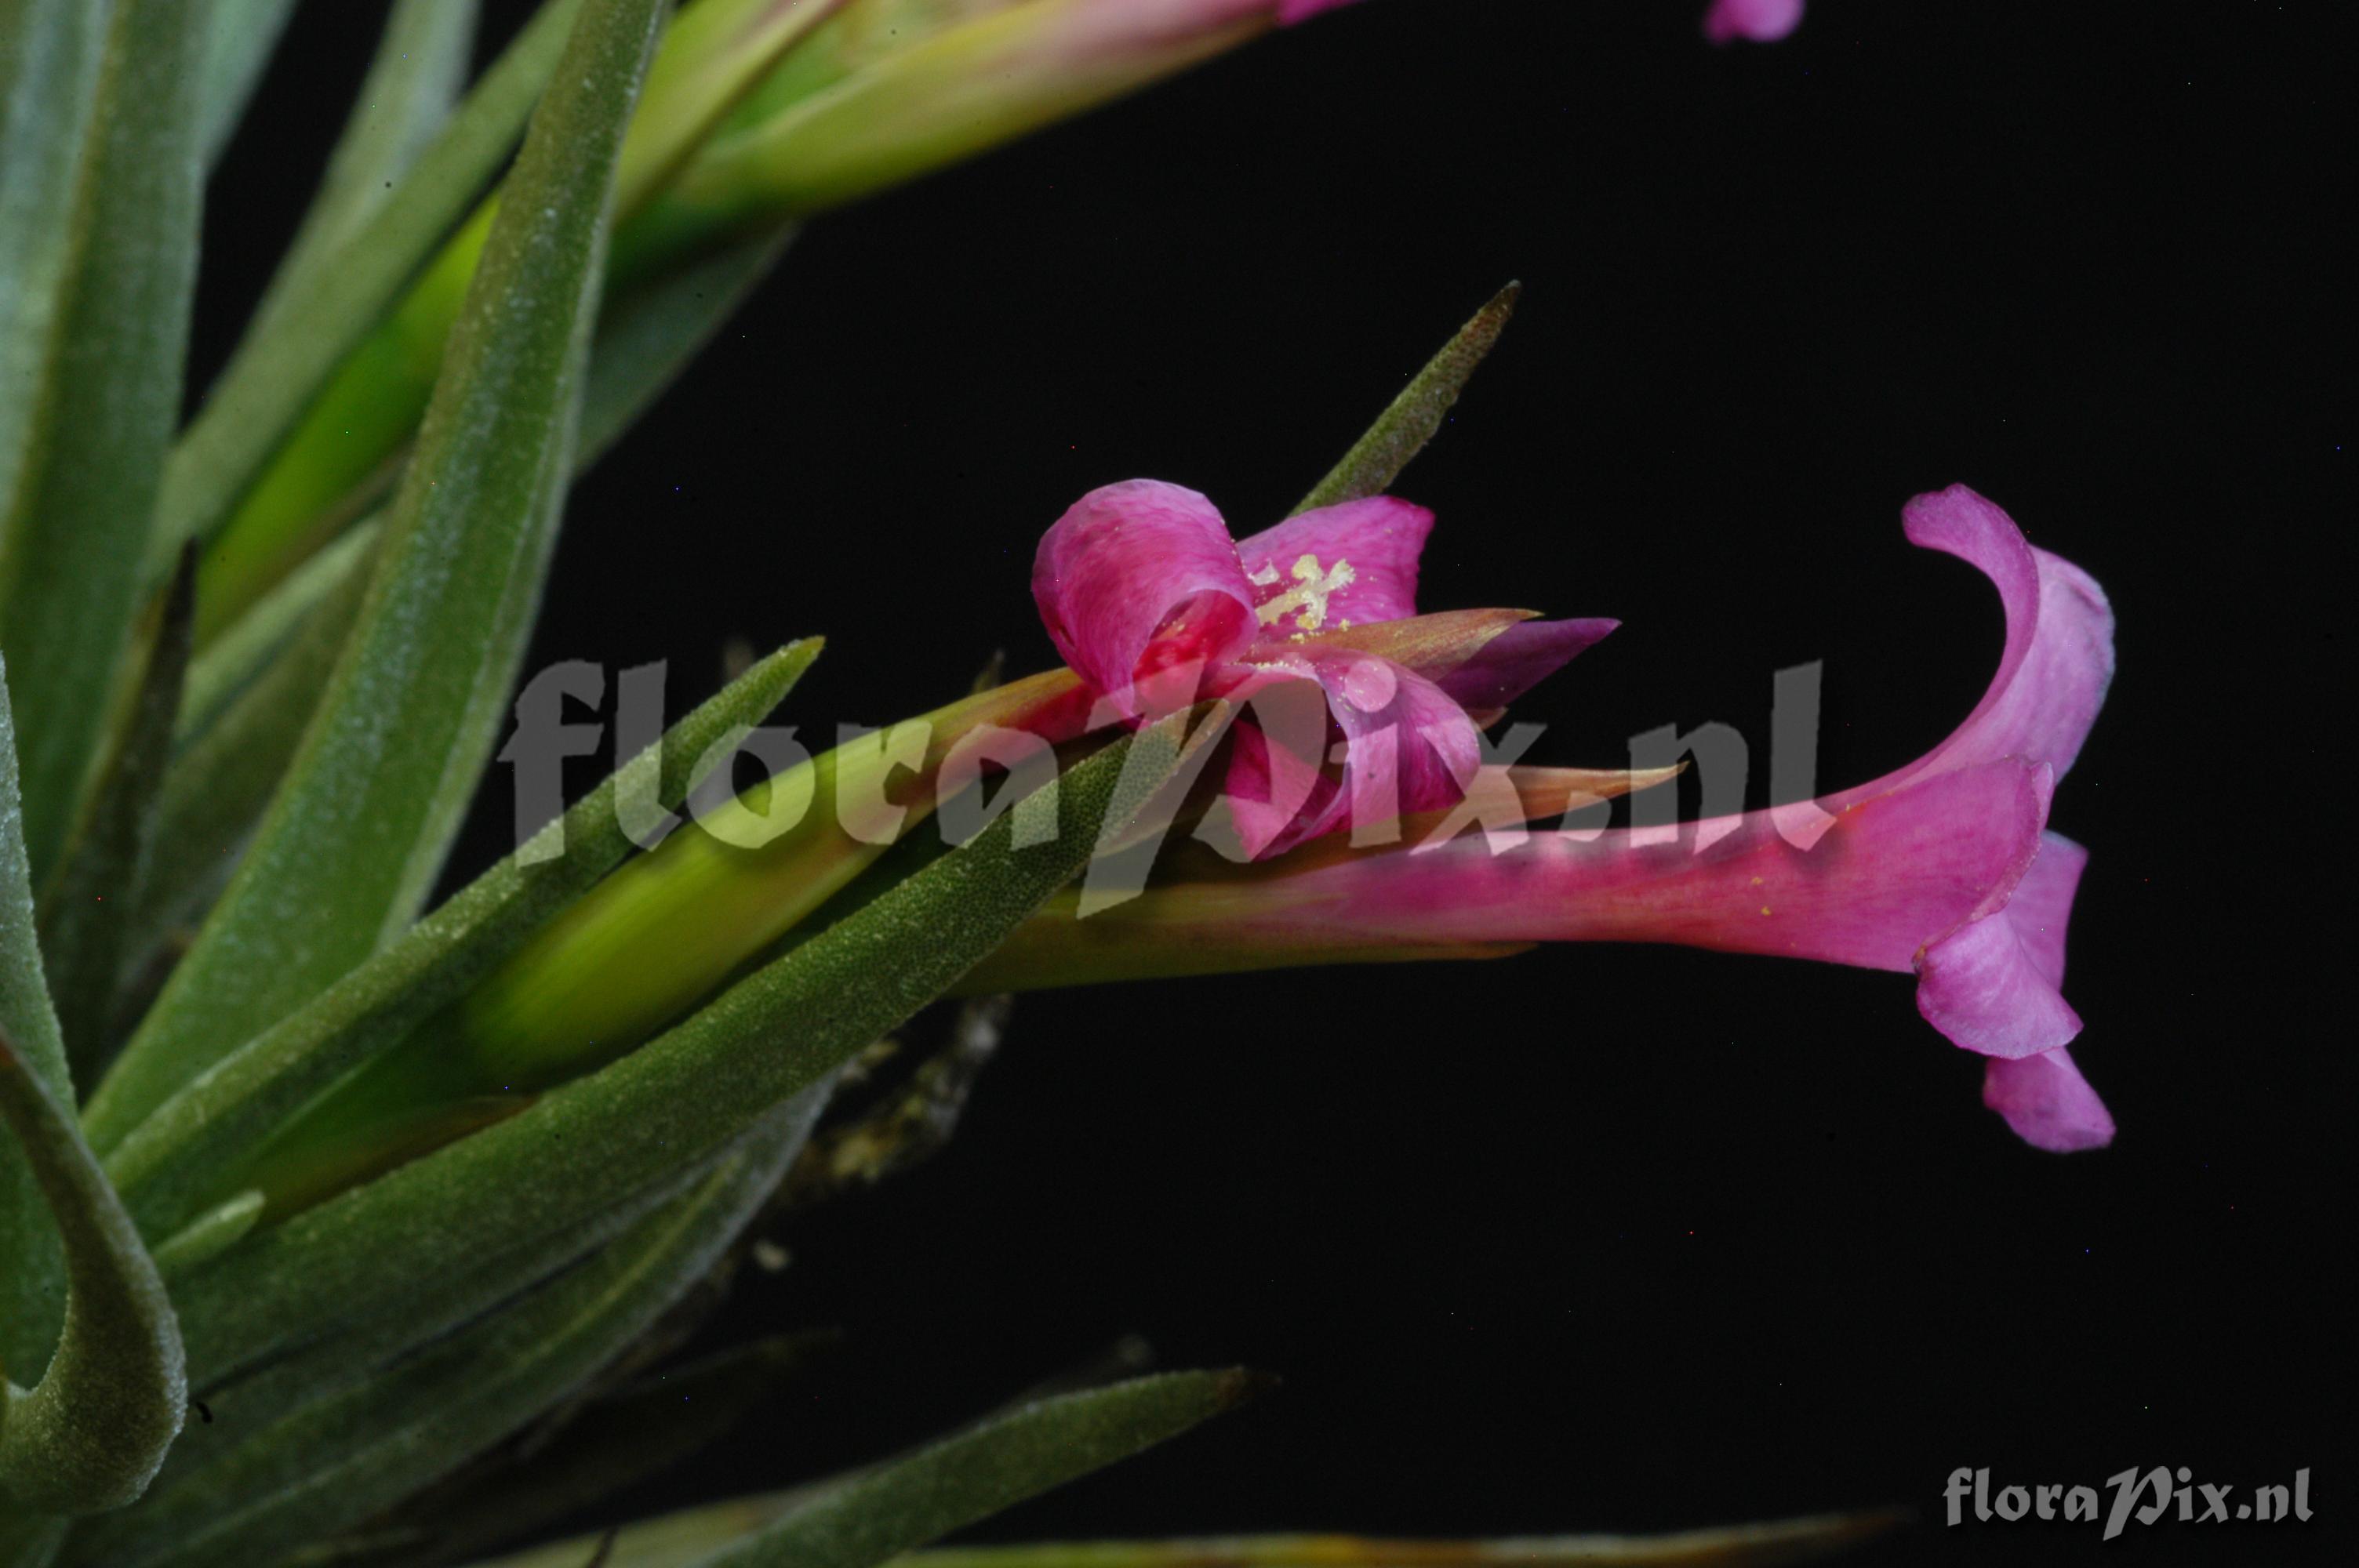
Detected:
[
  {"left": 347, "top": 1334, "right": 836, "bottom": 1568},
  {"left": 134, "top": 217, "right": 793, "bottom": 989},
  {"left": 0, "top": 0, "right": 105, "bottom": 528},
  {"left": 1292, "top": 282, "right": 1521, "bottom": 516},
  {"left": 195, "top": 0, "right": 302, "bottom": 168},
  {"left": 163, "top": 711, "right": 1197, "bottom": 1387},
  {"left": 461, "top": 1373, "right": 1259, "bottom": 1568},
  {"left": 0, "top": 1026, "right": 185, "bottom": 1515},
  {"left": 0, "top": 666, "right": 71, "bottom": 1386},
  {"left": 35, "top": 551, "right": 196, "bottom": 1087},
  {"left": 145, "top": 1192, "right": 264, "bottom": 1277},
  {"left": 123, "top": 533, "right": 381, "bottom": 1005},
  {"left": 164, "top": 1145, "right": 725, "bottom": 1449},
  {"left": 187, "top": 0, "right": 844, "bottom": 639},
  {"left": 696, "top": 1371, "right": 1261, "bottom": 1568},
  {"left": 0, "top": 0, "right": 210, "bottom": 885},
  {"left": 86, "top": 0, "right": 671, "bottom": 1152},
  {"left": 153, "top": 0, "right": 590, "bottom": 573},
  {"left": 105, "top": 641, "right": 820, "bottom": 1243},
  {"left": 65, "top": 1099, "right": 820, "bottom": 1568},
  {"left": 176, "top": 519, "right": 380, "bottom": 747},
  {"left": 242, "top": 1, "right": 480, "bottom": 344}
]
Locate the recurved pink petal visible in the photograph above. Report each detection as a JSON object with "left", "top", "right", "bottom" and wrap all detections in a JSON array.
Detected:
[
  {"left": 1703, "top": 0, "right": 1803, "bottom": 44},
  {"left": 1834, "top": 485, "right": 2114, "bottom": 808},
  {"left": 1431, "top": 617, "right": 1619, "bottom": 711},
  {"left": 1234, "top": 496, "right": 1434, "bottom": 634},
  {"left": 1983, "top": 1047, "right": 2115, "bottom": 1152},
  {"left": 1914, "top": 830, "right": 2087, "bottom": 1058},
  {"left": 1032, "top": 480, "right": 1256, "bottom": 717}
]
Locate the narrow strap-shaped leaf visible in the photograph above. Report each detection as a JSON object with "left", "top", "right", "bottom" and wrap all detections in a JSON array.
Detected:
[
  {"left": 0, "top": 1027, "right": 184, "bottom": 1515},
  {"left": 176, "top": 519, "right": 380, "bottom": 747},
  {"left": 695, "top": 1371, "right": 1263, "bottom": 1568},
  {"left": 188, "top": 0, "right": 849, "bottom": 641},
  {"left": 0, "top": 0, "right": 106, "bottom": 524},
  {"left": 121, "top": 539, "right": 380, "bottom": 1001},
  {"left": 165, "top": 711, "right": 1196, "bottom": 1385},
  {"left": 243, "top": 0, "right": 480, "bottom": 343},
  {"left": 466, "top": 1374, "right": 1263, "bottom": 1568},
  {"left": 0, "top": 666, "right": 70, "bottom": 1386},
  {"left": 1292, "top": 282, "right": 1521, "bottom": 515},
  {"left": 362, "top": 1334, "right": 835, "bottom": 1568},
  {"left": 106, "top": 641, "right": 821, "bottom": 1238},
  {"left": 195, "top": 0, "right": 302, "bottom": 168},
  {"left": 144, "top": 1192, "right": 263, "bottom": 1277},
  {"left": 0, "top": 0, "right": 209, "bottom": 884},
  {"left": 68, "top": 1098, "right": 819, "bottom": 1568},
  {"left": 165, "top": 1131, "right": 728, "bottom": 1439},
  {"left": 35, "top": 552, "right": 195, "bottom": 1087},
  {"left": 153, "top": 0, "right": 590, "bottom": 572},
  {"left": 88, "top": 0, "right": 670, "bottom": 1152}
]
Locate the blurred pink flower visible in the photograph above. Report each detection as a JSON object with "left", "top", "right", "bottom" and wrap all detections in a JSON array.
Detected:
[{"left": 1704, "top": 0, "right": 1804, "bottom": 44}]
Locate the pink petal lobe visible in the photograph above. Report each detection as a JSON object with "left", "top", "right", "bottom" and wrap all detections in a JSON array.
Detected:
[
  {"left": 1431, "top": 618, "right": 1619, "bottom": 711},
  {"left": 1703, "top": 0, "right": 1803, "bottom": 44},
  {"left": 1314, "top": 647, "right": 1483, "bottom": 834},
  {"left": 1220, "top": 646, "right": 1481, "bottom": 858},
  {"left": 1984, "top": 1047, "right": 2115, "bottom": 1152},
  {"left": 1215, "top": 668, "right": 1340, "bottom": 860},
  {"left": 1914, "top": 829, "right": 2087, "bottom": 1060},
  {"left": 1032, "top": 481, "right": 1256, "bottom": 717},
  {"left": 1836, "top": 485, "right": 2114, "bottom": 806},
  {"left": 1234, "top": 496, "right": 1433, "bottom": 634}
]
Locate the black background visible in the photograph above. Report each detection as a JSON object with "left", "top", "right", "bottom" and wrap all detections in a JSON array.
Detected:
[{"left": 198, "top": 2, "right": 2346, "bottom": 1563}]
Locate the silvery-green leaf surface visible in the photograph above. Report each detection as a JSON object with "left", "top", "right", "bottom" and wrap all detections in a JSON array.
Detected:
[{"left": 88, "top": 0, "right": 666, "bottom": 1153}]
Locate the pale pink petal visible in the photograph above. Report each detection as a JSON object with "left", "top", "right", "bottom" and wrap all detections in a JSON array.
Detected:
[
  {"left": 1984, "top": 1047, "right": 2115, "bottom": 1152},
  {"left": 1703, "top": 0, "right": 1803, "bottom": 44},
  {"left": 1234, "top": 496, "right": 1434, "bottom": 634},
  {"left": 1431, "top": 618, "right": 1619, "bottom": 711},
  {"left": 1834, "top": 485, "right": 2114, "bottom": 807},
  {"left": 1915, "top": 830, "right": 2088, "bottom": 1058},
  {"left": 1031, "top": 480, "right": 1256, "bottom": 717}
]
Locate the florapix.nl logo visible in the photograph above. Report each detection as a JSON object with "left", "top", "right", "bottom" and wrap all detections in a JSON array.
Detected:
[{"left": 1945, "top": 1465, "right": 2313, "bottom": 1541}]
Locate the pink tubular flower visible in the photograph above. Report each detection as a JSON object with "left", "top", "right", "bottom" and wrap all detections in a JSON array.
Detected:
[
  {"left": 1032, "top": 480, "right": 1616, "bottom": 858},
  {"left": 991, "top": 485, "right": 2117, "bottom": 1153},
  {"left": 1704, "top": 0, "right": 1804, "bottom": 45}
]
